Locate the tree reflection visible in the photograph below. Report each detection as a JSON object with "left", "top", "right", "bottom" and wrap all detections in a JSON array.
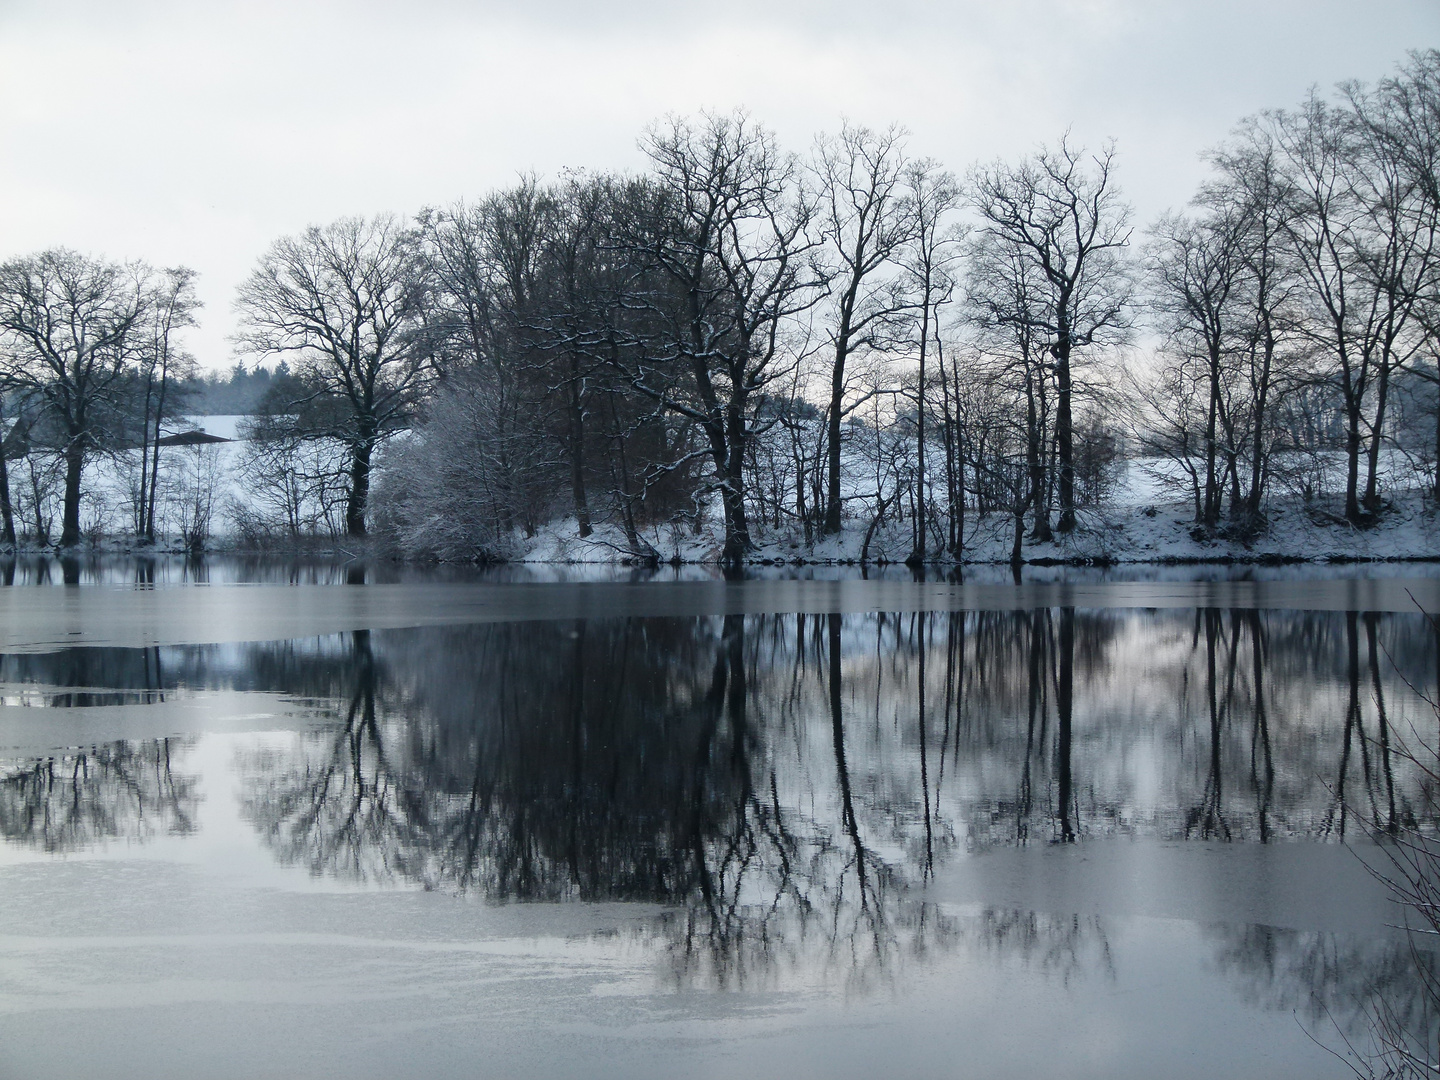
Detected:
[
  {"left": 225, "top": 605, "right": 1437, "bottom": 990},
  {"left": 0, "top": 644, "right": 169, "bottom": 707},
  {"left": 1056, "top": 607, "right": 1076, "bottom": 842},
  {"left": 0, "top": 738, "right": 197, "bottom": 851},
  {"left": 1210, "top": 923, "right": 1440, "bottom": 1060}
]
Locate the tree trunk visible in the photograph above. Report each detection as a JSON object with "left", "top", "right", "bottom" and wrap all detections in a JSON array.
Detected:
[
  {"left": 146, "top": 358, "right": 170, "bottom": 543},
  {"left": 30, "top": 468, "right": 49, "bottom": 546},
  {"left": 720, "top": 477, "right": 750, "bottom": 566},
  {"left": 719, "top": 395, "right": 751, "bottom": 567},
  {"left": 566, "top": 361, "right": 592, "bottom": 538},
  {"left": 938, "top": 351, "right": 959, "bottom": 556},
  {"left": 1344, "top": 400, "right": 1362, "bottom": 524},
  {"left": 0, "top": 403, "right": 14, "bottom": 547},
  {"left": 1025, "top": 357, "right": 1051, "bottom": 542},
  {"left": 0, "top": 443, "right": 14, "bottom": 547},
  {"left": 60, "top": 437, "right": 84, "bottom": 547},
  {"left": 824, "top": 356, "right": 845, "bottom": 535},
  {"left": 1203, "top": 345, "right": 1221, "bottom": 527},
  {"left": 789, "top": 425, "right": 811, "bottom": 545},
  {"left": 953, "top": 449, "right": 965, "bottom": 562},
  {"left": 909, "top": 298, "right": 930, "bottom": 565},
  {"left": 1433, "top": 375, "right": 1440, "bottom": 503},
  {"left": 1247, "top": 328, "right": 1274, "bottom": 519},
  {"left": 138, "top": 376, "right": 154, "bottom": 539},
  {"left": 346, "top": 431, "right": 374, "bottom": 537},
  {"left": 1055, "top": 333, "right": 1076, "bottom": 533},
  {"left": 1363, "top": 354, "right": 1392, "bottom": 514}
]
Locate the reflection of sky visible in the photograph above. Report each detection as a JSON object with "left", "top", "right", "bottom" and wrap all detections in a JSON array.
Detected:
[
  {"left": 0, "top": 847, "right": 1373, "bottom": 1080},
  {"left": 0, "top": 732, "right": 326, "bottom": 886}
]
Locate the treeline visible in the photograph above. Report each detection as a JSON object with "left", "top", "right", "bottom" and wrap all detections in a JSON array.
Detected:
[
  {"left": 181, "top": 363, "right": 299, "bottom": 416},
  {"left": 0, "top": 52, "right": 1436, "bottom": 561}
]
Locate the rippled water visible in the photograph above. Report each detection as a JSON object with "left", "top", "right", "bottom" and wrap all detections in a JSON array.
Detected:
[{"left": 1, "top": 580, "right": 1437, "bottom": 1079}]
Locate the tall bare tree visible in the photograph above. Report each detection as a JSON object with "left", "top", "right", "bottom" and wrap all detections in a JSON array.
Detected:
[
  {"left": 1147, "top": 210, "right": 1247, "bottom": 528},
  {"left": 969, "top": 138, "right": 1134, "bottom": 532},
  {"left": 812, "top": 124, "right": 916, "bottom": 536},
  {"left": 1346, "top": 67, "right": 1440, "bottom": 512},
  {"left": 624, "top": 112, "right": 821, "bottom": 565},
  {"left": 1372, "top": 52, "right": 1440, "bottom": 500},
  {"left": 0, "top": 249, "right": 149, "bottom": 546},
  {"left": 0, "top": 392, "right": 15, "bottom": 546},
  {"left": 136, "top": 267, "right": 200, "bottom": 543},
  {"left": 964, "top": 225, "right": 1053, "bottom": 540},
  {"left": 900, "top": 159, "right": 962, "bottom": 562},
  {"left": 1204, "top": 127, "right": 1306, "bottom": 520},
  {"left": 1268, "top": 90, "right": 1435, "bottom": 521},
  {"left": 420, "top": 179, "right": 559, "bottom": 536},
  {"left": 234, "top": 215, "right": 435, "bottom": 537}
]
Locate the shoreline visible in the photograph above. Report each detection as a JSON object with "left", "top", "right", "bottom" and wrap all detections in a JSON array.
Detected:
[
  {"left": 2, "top": 545, "right": 1438, "bottom": 569},
  {"left": 8, "top": 494, "right": 1439, "bottom": 571}
]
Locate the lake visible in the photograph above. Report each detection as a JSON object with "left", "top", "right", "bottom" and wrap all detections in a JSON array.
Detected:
[{"left": 1, "top": 559, "right": 1438, "bottom": 1079}]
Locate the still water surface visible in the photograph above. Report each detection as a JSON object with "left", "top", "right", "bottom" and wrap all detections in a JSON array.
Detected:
[{"left": 1, "top": 570, "right": 1437, "bottom": 1078}]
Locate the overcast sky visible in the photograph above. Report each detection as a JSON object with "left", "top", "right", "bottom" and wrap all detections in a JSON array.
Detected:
[{"left": 1, "top": 0, "right": 1436, "bottom": 369}]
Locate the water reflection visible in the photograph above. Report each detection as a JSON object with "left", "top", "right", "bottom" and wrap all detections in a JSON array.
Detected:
[
  {"left": 1, "top": 607, "right": 1436, "bottom": 1046},
  {"left": 3, "top": 609, "right": 1435, "bottom": 870},
  {"left": 0, "top": 644, "right": 169, "bottom": 705},
  {"left": 1209, "top": 922, "right": 1440, "bottom": 1062},
  {"left": 0, "top": 737, "right": 196, "bottom": 852}
]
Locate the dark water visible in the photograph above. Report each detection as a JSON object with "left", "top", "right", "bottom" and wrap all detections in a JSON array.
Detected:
[{"left": 1, "top": 589, "right": 1438, "bottom": 1078}]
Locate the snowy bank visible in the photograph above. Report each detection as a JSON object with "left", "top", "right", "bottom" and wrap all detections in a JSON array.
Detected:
[{"left": 510, "top": 492, "right": 1440, "bottom": 567}]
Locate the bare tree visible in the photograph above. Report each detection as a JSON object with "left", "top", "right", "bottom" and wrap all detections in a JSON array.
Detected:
[
  {"left": 420, "top": 179, "right": 562, "bottom": 535},
  {"left": 1147, "top": 210, "right": 1247, "bottom": 528},
  {"left": 171, "top": 443, "right": 223, "bottom": 552},
  {"left": 1126, "top": 355, "right": 1209, "bottom": 518},
  {"left": 1267, "top": 85, "right": 1436, "bottom": 522},
  {"left": 135, "top": 267, "right": 200, "bottom": 543},
  {"left": 1204, "top": 126, "right": 1308, "bottom": 520},
  {"left": 900, "top": 159, "right": 963, "bottom": 563},
  {"left": 624, "top": 111, "right": 822, "bottom": 565},
  {"left": 1348, "top": 72, "right": 1440, "bottom": 514},
  {"left": 0, "top": 392, "right": 16, "bottom": 546},
  {"left": 1370, "top": 53, "right": 1440, "bottom": 502},
  {"left": 230, "top": 408, "right": 350, "bottom": 544},
  {"left": 370, "top": 362, "right": 548, "bottom": 561},
  {"left": 536, "top": 175, "right": 610, "bottom": 538},
  {"left": 0, "top": 249, "right": 149, "bottom": 546},
  {"left": 812, "top": 123, "right": 916, "bottom": 536},
  {"left": 234, "top": 215, "right": 436, "bottom": 537},
  {"left": 969, "top": 137, "right": 1134, "bottom": 532},
  {"left": 964, "top": 220, "right": 1054, "bottom": 541}
]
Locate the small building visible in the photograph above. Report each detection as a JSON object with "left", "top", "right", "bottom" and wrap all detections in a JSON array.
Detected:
[{"left": 156, "top": 430, "right": 232, "bottom": 448}]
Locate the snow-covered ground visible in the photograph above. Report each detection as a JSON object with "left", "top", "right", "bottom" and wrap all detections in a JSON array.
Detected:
[
  {"left": 511, "top": 490, "right": 1440, "bottom": 567},
  {"left": 180, "top": 415, "right": 247, "bottom": 441},
  {"left": 24, "top": 416, "right": 1438, "bottom": 566}
]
